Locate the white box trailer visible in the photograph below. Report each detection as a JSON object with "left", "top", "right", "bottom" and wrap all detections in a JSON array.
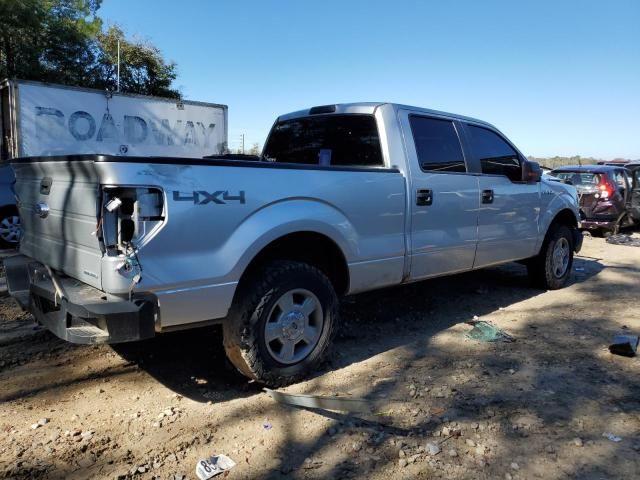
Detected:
[{"left": 0, "top": 79, "right": 228, "bottom": 161}]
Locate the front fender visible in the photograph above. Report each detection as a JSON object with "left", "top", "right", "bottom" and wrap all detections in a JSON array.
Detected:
[{"left": 536, "top": 189, "right": 581, "bottom": 253}]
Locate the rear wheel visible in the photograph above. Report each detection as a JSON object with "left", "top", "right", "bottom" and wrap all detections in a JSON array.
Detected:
[
  {"left": 527, "top": 224, "right": 574, "bottom": 290},
  {"left": 0, "top": 206, "right": 21, "bottom": 248},
  {"left": 223, "top": 260, "right": 338, "bottom": 387}
]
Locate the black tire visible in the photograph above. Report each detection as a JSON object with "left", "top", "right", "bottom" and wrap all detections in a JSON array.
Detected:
[
  {"left": 223, "top": 260, "right": 338, "bottom": 387},
  {"left": 0, "top": 206, "right": 21, "bottom": 249},
  {"left": 527, "top": 224, "right": 574, "bottom": 290}
]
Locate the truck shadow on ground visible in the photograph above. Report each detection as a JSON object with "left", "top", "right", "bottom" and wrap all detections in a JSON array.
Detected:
[
  {"left": 217, "top": 246, "right": 634, "bottom": 480},
  {"left": 111, "top": 257, "right": 604, "bottom": 404},
  {"left": 266, "top": 292, "right": 640, "bottom": 480},
  {"left": 7, "top": 252, "right": 638, "bottom": 480}
]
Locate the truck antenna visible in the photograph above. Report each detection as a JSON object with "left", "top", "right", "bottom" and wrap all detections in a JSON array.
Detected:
[{"left": 116, "top": 40, "right": 121, "bottom": 93}]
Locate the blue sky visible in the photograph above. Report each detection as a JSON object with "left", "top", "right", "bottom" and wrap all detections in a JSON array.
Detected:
[{"left": 100, "top": 0, "right": 640, "bottom": 159}]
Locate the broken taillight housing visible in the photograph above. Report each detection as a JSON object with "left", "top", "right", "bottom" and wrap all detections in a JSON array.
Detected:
[{"left": 99, "top": 186, "right": 165, "bottom": 256}]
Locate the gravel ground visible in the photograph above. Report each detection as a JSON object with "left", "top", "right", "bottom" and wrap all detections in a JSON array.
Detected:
[{"left": 0, "top": 234, "right": 639, "bottom": 480}]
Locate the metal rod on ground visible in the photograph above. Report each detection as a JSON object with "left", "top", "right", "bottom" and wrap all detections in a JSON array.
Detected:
[{"left": 264, "top": 388, "right": 373, "bottom": 414}]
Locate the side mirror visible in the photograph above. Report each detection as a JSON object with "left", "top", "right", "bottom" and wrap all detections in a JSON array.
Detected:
[{"left": 523, "top": 161, "right": 542, "bottom": 183}]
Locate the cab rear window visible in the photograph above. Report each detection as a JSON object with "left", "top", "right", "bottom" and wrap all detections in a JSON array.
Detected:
[{"left": 263, "top": 114, "right": 384, "bottom": 167}]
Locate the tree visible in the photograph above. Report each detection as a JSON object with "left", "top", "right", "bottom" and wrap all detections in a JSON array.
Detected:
[
  {"left": 93, "top": 25, "right": 179, "bottom": 98},
  {"left": 248, "top": 142, "right": 261, "bottom": 155},
  {"left": 0, "top": 0, "right": 179, "bottom": 98},
  {"left": 0, "top": 0, "right": 102, "bottom": 85}
]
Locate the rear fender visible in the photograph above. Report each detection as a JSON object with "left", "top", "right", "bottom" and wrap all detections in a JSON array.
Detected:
[{"left": 220, "top": 199, "right": 357, "bottom": 283}]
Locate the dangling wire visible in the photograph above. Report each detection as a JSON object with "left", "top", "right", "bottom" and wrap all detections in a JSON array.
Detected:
[{"left": 124, "top": 241, "right": 143, "bottom": 301}]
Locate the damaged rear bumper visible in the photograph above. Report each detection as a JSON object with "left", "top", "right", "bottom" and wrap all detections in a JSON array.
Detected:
[
  {"left": 3, "top": 255, "right": 156, "bottom": 344},
  {"left": 580, "top": 219, "right": 617, "bottom": 231}
]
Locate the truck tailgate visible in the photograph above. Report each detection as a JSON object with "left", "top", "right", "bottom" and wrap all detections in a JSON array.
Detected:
[{"left": 12, "top": 160, "right": 103, "bottom": 289}]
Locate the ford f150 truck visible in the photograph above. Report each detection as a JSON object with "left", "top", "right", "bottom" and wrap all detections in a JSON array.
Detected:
[{"left": 4, "top": 103, "right": 583, "bottom": 386}]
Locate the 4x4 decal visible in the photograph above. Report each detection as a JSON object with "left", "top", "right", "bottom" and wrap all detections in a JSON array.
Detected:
[{"left": 173, "top": 190, "right": 246, "bottom": 205}]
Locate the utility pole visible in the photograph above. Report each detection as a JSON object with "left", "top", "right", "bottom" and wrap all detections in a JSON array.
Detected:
[{"left": 116, "top": 40, "right": 121, "bottom": 92}]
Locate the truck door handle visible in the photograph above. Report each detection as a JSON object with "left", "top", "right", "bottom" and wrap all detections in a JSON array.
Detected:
[
  {"left": 416, "top": 189, "right": 433, "bottom": 206},
  {"left": 40, "top": 177, "right": 52, "bottom": 195},
  {"left": 481, "top": 189, "right": 494, "bottom": 204}
]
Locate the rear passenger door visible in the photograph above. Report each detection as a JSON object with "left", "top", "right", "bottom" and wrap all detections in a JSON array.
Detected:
[
  {"left": 462, "top": 123, "right": 540, "bottom": 267},
  {"left": 613, "top": 169, "right": 632, "bottom": 204},
  {"left": 630, "top": 169, "right": 640, "bottom": 221},
  {"left": 399, "top": 111, "right": 480, "bottom": 280}
]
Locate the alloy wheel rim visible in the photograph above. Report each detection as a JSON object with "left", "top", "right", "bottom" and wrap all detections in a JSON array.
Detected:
[
  {"left": 264, "top": 288, "right": 324, "bottom": 365},
  {"left": 551, "top": 237, "right": 570, "bottom": 278},
  {"left": 0, "top": 215, "right": 21, "bottom": 244}
]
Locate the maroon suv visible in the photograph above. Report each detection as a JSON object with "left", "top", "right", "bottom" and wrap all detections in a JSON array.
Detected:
[{"left": 550, "top": 165, "right": 639, "bottom": 235}]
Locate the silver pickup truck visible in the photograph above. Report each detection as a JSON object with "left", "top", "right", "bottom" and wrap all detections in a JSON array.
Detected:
[{"left": 4, "top": 102, "right": 582, "bottom": 386}]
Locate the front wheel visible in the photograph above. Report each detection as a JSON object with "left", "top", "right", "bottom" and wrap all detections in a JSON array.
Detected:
[
  {"left": 223, "top": 261, "right": 338, "bottom": 387},
  {"left": 527, "top": 224, "right": 574, "bottom": 290}
]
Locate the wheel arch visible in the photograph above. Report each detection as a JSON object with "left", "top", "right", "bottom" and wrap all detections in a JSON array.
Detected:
[
  {"left": 550, "top": 208, "right": 579, "bottom": 229},
  {"left": 537, "top": 208, "right": 580, "bottom": 255},
  {"left": 237, "top": 231, "right": 350, "bottom": 298},
  {"left": 0, "top": 203, "right": 19, "bottom": 215}
]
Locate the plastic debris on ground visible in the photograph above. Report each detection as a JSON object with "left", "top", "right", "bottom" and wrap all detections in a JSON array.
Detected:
[
  {"left": 263, "top": 422, "right": 273, "bottom": 430},
  {"left": 264, "top": 388, "right": 373, "bottom": 414},
  {"left": 195, "top": 454, "right": 236, "bottom": 480},
  {"left": 465, "top": 320, "right": 514, "bottom": 343},
  {"left": 602, "top": 432, "right": 622, "bottom": 443},
  {"left": 608, "top": 334, "right": 639, "bottom": 357},
  {"left": 302, "top": 457, "right": 324, "bottom": 470},
  {"left": 606, "top": 234, "right": 640, "bottom": 247}
]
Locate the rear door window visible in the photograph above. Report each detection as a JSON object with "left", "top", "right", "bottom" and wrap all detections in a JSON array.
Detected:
[
  {"left": 614, "top": 170, "right": 631, "bottom": 191},
  {"left": 262, "top": 114, "right": 383, "bottom": 167},
  {"left": 466, "top": 125, "right": 522, "bottom": 182},
  {"left": 409, "top": 116, "right": 466, "bottom": 173}
]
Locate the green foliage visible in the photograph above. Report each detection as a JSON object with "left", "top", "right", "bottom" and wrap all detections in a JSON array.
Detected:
[
  {"left": 92, "top": 26, "right": 179, "bottom": 98},
  {"left": 247, "top": 142, "right": 261, "bottom": 155},
  {"left": 0, "top": 0, "right": 102, "bottom": 85},
  {"left": 0, "top": 0, "right": 179, "bottom": 98},
  {"left": 529, "top": 156, "right": 602, "bottom": 169},
  {"left": 529, "top": 156, "right": 640, "bottom": 169}
]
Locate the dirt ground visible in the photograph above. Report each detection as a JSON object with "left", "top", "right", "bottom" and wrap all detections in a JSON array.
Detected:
[{"left": 1, "top": 233, "right": 639, "bottom": 480}]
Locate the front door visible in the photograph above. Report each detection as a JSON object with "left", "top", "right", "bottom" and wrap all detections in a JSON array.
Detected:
[
  {"left": 399, "top": 111, "right": 480, "bottom": 280},
  {"left": 461, "top": 123, "right": 540, "bottom": 267}
]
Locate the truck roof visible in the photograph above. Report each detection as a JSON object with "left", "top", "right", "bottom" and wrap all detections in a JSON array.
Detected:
[{"left": 277, "top": 102, "right": 496, "bottom": 129}]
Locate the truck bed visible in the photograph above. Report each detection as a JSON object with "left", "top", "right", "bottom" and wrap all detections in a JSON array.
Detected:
[{"left": 12, "top": 154, "right": 407, "bottom": 327}]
